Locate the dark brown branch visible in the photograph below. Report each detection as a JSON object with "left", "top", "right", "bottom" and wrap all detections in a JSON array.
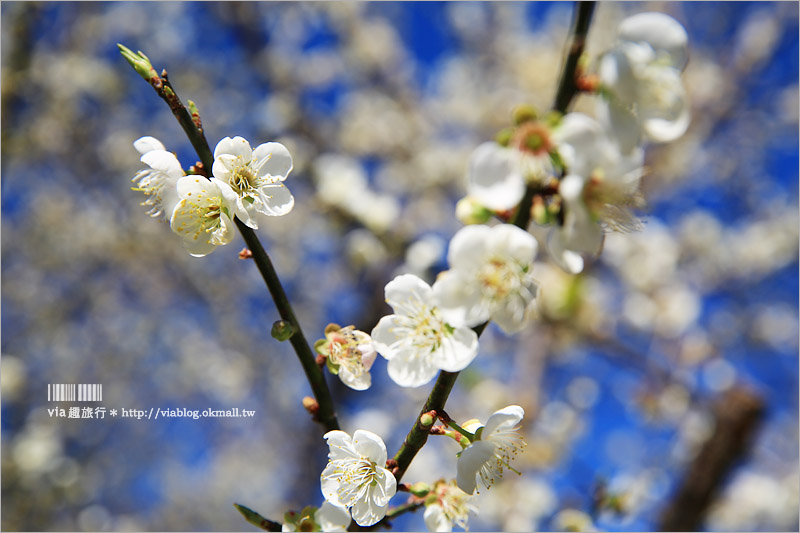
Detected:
[{"left": 657, "top": 387, "right": 765, "bottom": 531}]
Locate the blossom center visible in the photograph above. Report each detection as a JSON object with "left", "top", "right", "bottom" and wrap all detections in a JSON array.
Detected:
[
  {"left": 398, "top": 302, "right": 449, "bottom": 353},
  {"left": 173, "top": 192, "right": 225, "bottom": 242},
  {"left": 230, "top": 158, "right": 262, "bottom": 195},
  {"left": 336, "top": 458, "right": 379, "bottom": 506},
  {"left": 328, "top": 327, "right": 369, "bottom": 378},
  {"left": 477, "top": 257, "right": 531, "bottom": 303}
]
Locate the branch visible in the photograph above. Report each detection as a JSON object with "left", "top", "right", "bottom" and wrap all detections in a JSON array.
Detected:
[
  {"left": 120, "top": 45, "right": 339, "bottom": 432},
  {"left": 510, "top": 2, "right": 596, "bottom": 232},
  {"left": 657, "top": 387, "right": 765, "bottom": 531},
  {"left": 553, "top": 2, "right": 597, "bottom": 114}
]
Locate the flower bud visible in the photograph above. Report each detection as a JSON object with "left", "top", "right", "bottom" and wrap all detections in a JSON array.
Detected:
[
  {"left": 456, "top": 196, "right": 492, "bottom": 225},
  {"left": 302, "top": 396, "right": 319, "bottom": 415},
  {"left": 271, "top": 320, "right": 295, "bottom": 341},
  {"left": 419, "top": 412, "right": 436, "bottom": 427},
  {"left": 409, "top": 481, "right": 431, "bottom": 497},
  {"left": 495, "top": 127, "right": 514, "bottom": 147},
  {"left": 512, "top": 104, "right": 539, "bottom": 125},
  {"left": 117, "top": 44, "right": 158, "bottom": 82}
]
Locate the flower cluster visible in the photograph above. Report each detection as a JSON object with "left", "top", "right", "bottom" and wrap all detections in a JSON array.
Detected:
[
  {"left": 131, "top": 136, "right": 294, "bottom": 256},
  {"left": 460, "top": 12, "right": 690, "bottom": 274}
]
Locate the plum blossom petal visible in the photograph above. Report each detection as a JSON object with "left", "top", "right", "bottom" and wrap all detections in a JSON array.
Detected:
[
  {"left": 372, "top": 274, "right": 479, "bottom": 387},
  {"left": 466, "top": 142, "right": 526, "bottom": 211}
]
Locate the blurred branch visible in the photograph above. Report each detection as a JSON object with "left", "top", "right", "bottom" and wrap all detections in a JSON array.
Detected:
[
  {"left": 553, "top": 1, "right": 596, "bottom": 114},
  {"left": 657, "top": 386, "right": 765, "bottom": 531},
  {"left": 119, "top": 46, "right": 340, "bottom": 433},
  {"left": 511, "top": 1, "right": 596, "bottom": 231}
]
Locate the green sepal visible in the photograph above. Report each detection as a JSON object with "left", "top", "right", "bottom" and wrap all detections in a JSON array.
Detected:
[
  {"left": 326, "top": 357, "right": 340, "bottom": 375},
  {"left": 314, "top": 338, "right": 329, "bottom": 356}
]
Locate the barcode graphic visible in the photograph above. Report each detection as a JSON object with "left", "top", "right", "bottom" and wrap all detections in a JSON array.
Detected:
[{"left": 48, "top": 384, "right": 103, "bottom": 402}]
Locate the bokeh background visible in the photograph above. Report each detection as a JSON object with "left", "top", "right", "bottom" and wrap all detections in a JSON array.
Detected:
[{"left": 2, "top": 2, "right": 798, "bottom": 531}]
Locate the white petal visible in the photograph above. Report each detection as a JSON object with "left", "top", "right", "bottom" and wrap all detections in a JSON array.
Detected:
[
  {"left": 254, "top": 142, "right": 293, "bottom": 179},
  {"left": 211, "top": 154, "right": 235, "bottom": 182},
  {"left": 359, "top": 345, "right": 378, "bottom": 371},
  {"left": 598, "top": 49, "right": 638, "bottom": 105},
  {"left": 447, "top": 225, "right": 490, "bottom": 270},
  {"left": 351, "top": 498, "right": 386, "bottom": 527},
  {"left": 619, "top": 12, "right": 689, "bottom": 69},
  {"left": 352, "top": 430, "right": 387, "bottom": 465},
  {"left": 387, "top": 350, "right": 439, "bottom": 388},
  {"left": 435, "top": 327, "right": 479, "bottom": 373},
  {"left": 183, "top": 238, "right": 217, "bottom": 257},
  {"left": 384, "top": 274, "right": 434, "bottom": 315},
  {"left": 134, "top": 136, "right": 165, "bottom": 154},
  {"left": 483, "top": 405, "right": 524, "bottom": 437},
  {"left": 553, "top": 113, "right": 607, "bottom": 178},
  {"left": 433, "top": 271, "right": 489, "bottom": 328},
  {"left": 176, "top": 175, "right": 216, "bottom": 199},
  {"left": 324, "top": 431, "right": 359, "bottom": 461},
  {"left": 370, "top": 467, "right": 397, "bottom": 507},
  {"left": 424, "top": 505, "right": 453, "bottom": 533},
  {"left": 547, "top": 229, "right": 585, "bottom": 274},
  {"left": 456, "top": 441, "right": 496, "bottom": 494},
  {"left": 320, "top": 463, "right": 346, "bottom": 507},
  {"left": 317, "top": 502, "right": 351, "bottom": 532},
  {"left": 141, "top": 150, "right": 184, "bottom": 178},
  {"left": 486, "top": 224, "right": 538, "bottom": 265},
  {"left": 638, "top": 67, "right": 691, "bottom": 143},
  {"left": 371, "top": 315, "right": 406, "bottom": 360},
  {"left": 597, "top": 97, "right": 642, "bottom": 155},
  {"left": 338, "top": 366, "right": 371, "bottom": 391},
  {"left": 214, "top": 136, "right": 252, "bottom": 162},
  {"left": 215, "top": 212, "right": 235, "bottom": 246},
  {"left": 467, "top": 142, "right": 526, "bottom": 211},
  {"left": 491, "top": 295, "right": 535, "bottom": 334},
  {"left": 255, "top": 183, "right": 295, "bottom": 216}
]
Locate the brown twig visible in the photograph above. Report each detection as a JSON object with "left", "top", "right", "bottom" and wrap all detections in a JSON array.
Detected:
[{"left": 657, "top": 387, "right": 765, "bottom": 531}]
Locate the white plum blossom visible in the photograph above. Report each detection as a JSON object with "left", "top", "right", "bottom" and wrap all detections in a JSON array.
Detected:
[
  {"left": 436, "top": 224, "right": 539, "bottom": 334},
  {"left": 320, "top": 430, "right": 397, "bottom": 527},
  {"left": 456, "top": 405, "right": 526, "bottom": 495},
  {"left": 597, "top": 12, "right": 690, "bottom": 153},
  {"left": 282, "top": 502, "right": 351, "bottom": 532},
  {"left": 131, "top": 136, "right": 183, "bottom": 218},
  {"left": 548, "top": 113, "right": 645, "bottom": 273},
  {"left": 466, "top": 136, "right": 554, "bottom": 213},
  {"left": 423, "top": 480, "right": 477, "bottom": 532},
  {"left": 371, "top": 274, "right": 479, "bottom": 388},
  {"left": 211, "top": 136, "right": 294, "bottom": 229},
  {"left": 315, "top": 324, "right": 377, "bottom": 391},
  {"left": 170, "top": 176, "right": 237, "bottom": 257}
]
